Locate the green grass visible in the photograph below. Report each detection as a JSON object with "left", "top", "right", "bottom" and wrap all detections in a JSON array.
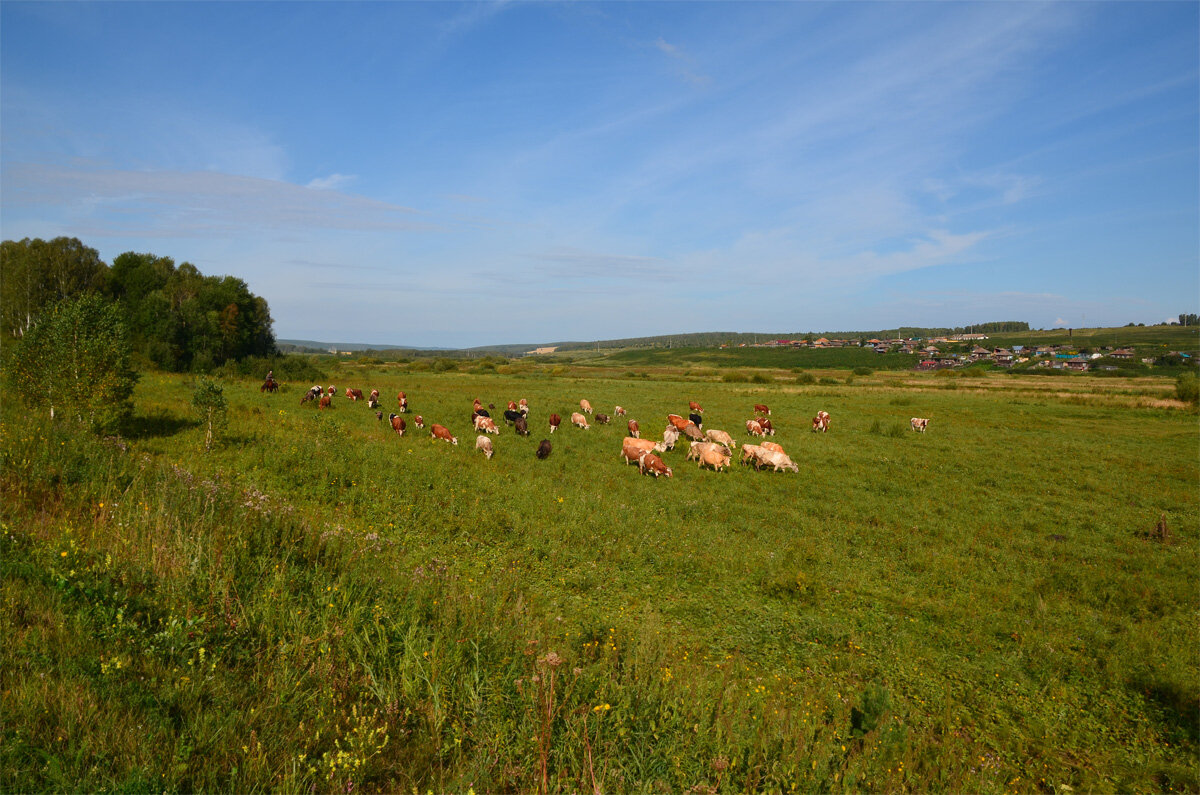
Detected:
[{"left": 2, "top": 367, "right": 1197, "bottom": 792}]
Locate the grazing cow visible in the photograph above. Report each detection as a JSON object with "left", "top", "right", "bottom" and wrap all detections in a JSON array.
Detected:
[
  {"left": 301, "top": 386, "right": 320, "bottom": 404},
  {"left": 518, "top": 398, "right": 529, "bottom": 417},
  {"left": 595, "top": 413, "right": 610, "bottom": 425},
  {"left": 753, "top": 403, "right": 771, "bottom": 416},
  {"left": 614, "top": 405, "right": 626, "bottom": 417},
  {"left": 472, "top": 398, "right": 483, "bottom": 415},
  {"left": 327, "top": 386, "right": 336, "bottom": 396},
  {"left": 686, "top": 441, "right": 729, "bottom": 462},
  {"left": 473, "top": 408, "right": 491, "bottom": 419},
  {"left": 682, "top": 422, "right": 704, "bottom": 442},
  {"left": 705, "top": 429, "right": 736, "bottom": 449},
  {"left": 345, "top": 388, "right": 363, "bottom": 402},
  {"left": 746, "top": 420, "right": 764, "bottom": 437},
  {"left": 910, "top": 417, "right": 929, "bottom": 433},
  {"left": 667, "top": 414, "right": 690, "bottom": 432},
  {"left": 622, "top": 437, "right": 665, "bottom": 464},
  {"left": 508, "top": 400, "right": 518, "bottom": 412},
  {"left": 688, "top": 401, "right": 703, "bottom": 414},
  {"left": 661, "top": 426, "right": 680, "bottom": 451},
  {"left": 698, "top": 446, "right": 731, "bottom": 472},
  {"left": 367, "top": 396, "right": 380, "bottom": 409},
  {"left": 474, "top": 414, "right": 499, "bottom": 434},
  {"left": 369, "top": 389, "right": 380, "bottom": 402},
  {"left": 536, "top": 439, "right": 552, "bottom": 459},
  {"left": 816, "top": 410, "right": 830, "bottom": 429},
  {"left": 515, "top": 416, "right": 529, "bottom": 436},
  {"left": 389, "top": 414, "right": 407, "bottom": 435},
  {"left": 414, "top": 415, "right": 425, "bottom": 429},
  {"left": 430, "top": 424, "right": 457, "bottom": 445},
  {"left": 319, "top": 394, "right": 332, "bottom": 409},
  {"left": 638, "top": 452, "right": 672, "bottom": 478},
  {"left": 475, "top": 435, "right": 494, "bottom": 459},
  {"left": 571, "top": 412, "right": 590, "bottom": 429},
  {"left": 757, "top": 418, "right": 776, "bottom": 436},
  {"left": 688, "top": 412, "right": 703, "bottom": 429},
  {"left": 740, "top": 444, "right": 767, "bottom": 468},
  {"left": 397, "top": 392, "right": 408, "bottom": 412},
  {"left": 580, "top": 399, "right": 593, "bottom": 415},
  {"left": 549, "top": 413, "right": 561, "bottom": 433},
  {"left": 760, "top": 440, "right": 785, "bottom": 454},
  {"left": 811, "top": 416, "right": 829, "bottom": 433},
  {"left": 627, "top": 420, "right": 640, "bottom": 438},
  {"left": 376, "top": 411, "right": 384, "bottom": 422},
  {"left": 759, "top": 449, "right": 799, "bottom": 473}
]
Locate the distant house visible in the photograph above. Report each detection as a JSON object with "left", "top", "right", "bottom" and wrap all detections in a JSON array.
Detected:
[
  {"left": 953, "top": 333, "right": 990, "bottom": 341},
  {"left": 1110, "top": 348, "right": 1135, "bottom": 359},
  {"left": 917, "top": 359, "right": 938, "bottom": 371},
  {"left": 873, "top": 345, "right": 890, "bottom": 354},
  {"left": 527, "top": 346, "right": 559, "bottom": 355},
  {"left": 1065, "top": 357, "right": 1091, "bottom": 372},
  {"left": 993, "top": 348, "right": 1014, "bottom": 366}
]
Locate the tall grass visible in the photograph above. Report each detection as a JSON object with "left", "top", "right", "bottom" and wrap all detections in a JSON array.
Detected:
[{"left": 2, "top": 368, "right": 1197, "bottom": 792}]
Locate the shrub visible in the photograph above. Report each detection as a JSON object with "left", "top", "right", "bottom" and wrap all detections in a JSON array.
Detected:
[
  {"left": 934, "top": 368, "right": 957, "bottom": 378},
  {"left": 819, "top": 377, "right": 839, "bottom": 385},
  {"left": 962, "top": 367, "right": 988, "bottom": 378},
  {"left": 721, "top": 371, "right": 749, "bottom": 383},
  {"left": 1176, "top": 373, "right": 1199, "bottom": 405},
  {"left": 750, "top": 372, "right": 773, "bottom": 384},
  {"left": 794, "top": 372, "right": 816, "bottom": 385},
  {"left": 852, "top": 366, "right": 873, "bottom": 376},
  {"left": 431, "top": 358, "right": 459, "bottom": 373},
  {"left": 191, "top": 377, "right": 227, "bottom": 451}
]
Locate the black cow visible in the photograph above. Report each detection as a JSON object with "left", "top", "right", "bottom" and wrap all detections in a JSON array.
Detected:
[
  {"left": 503, "top": 409, "right": 523, "bottom": 424},
  {"left": 595, "top": 413, "right": 610, "bottom": 424},
  {"left": 688, "top": 412, "right": 703, "bottom": 429},
  {"left": 536, "top": 439, "right": 552, "bottom": 459}
]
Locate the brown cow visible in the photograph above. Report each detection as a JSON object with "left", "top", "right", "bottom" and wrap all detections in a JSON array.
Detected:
[
  {"left": 688, "top": 400, "right": 703, "bottom": 414},
  {"left": 746, "top": 419, "right": 764, "bottom": 437},
  {"left": 518, "top": 398, "right": 529, "bottom": 416},
  {"left": 580, "top": 399, "right": 593, "bottom": 415},
  {"left": 740, "top": 443, "right": 767, "bottom": 468},
  {"left": 319, "top": 394, "right": 332, "bottom": 409},
  {"left": 667, "top": 414, "right": 689, "bottom": 432},
  {"left": 757, "top": 418, "right": 776, "bottom": 436},
  {"left": 614, "top": 405, "right": 626, "bottom": 416},
  {"left": 515, "top": 416, "right": 529, "bottom": 436},
  {"left": 627, "top": 419, "right": 640, "bottom": 438},
  {"left": 686, "top": 441, "right": 729, "bottom": 462},
  {"left": 389, "top": 414, "right": 406, "bottom": 435},
  {"left": 507, "top": 400, "right": 518, "bottom": 412},
  {"left": 345, "top": 388, "right": 363, "bottom": 401},
  {"left": 705, "top": 429, "right": 736, "bottom": 449},
  {"left": 571, "top": 412, "right": 590, "bottom": 429},
  {"left": 622, "top": 437, "right": 665, "bottom": 464},
  {"left": 811, "top": 416, "right": 829, "bottom": 433},
  {"left": 475, "top": 435, "right": 494, "bottom": 459},
  {"left": 753, "top": 403, "right": 771, "bottom": 415},
  {"left": 474, "top": 414, "right": 499, "bottom": 434},
  {"left": 430, "top": 424, "right": 457, "bottom": 445},
  {"left": 682, "top": 422, "right": 704, "bottom": 442},
  {"left": 638, "top": 452, "right": 672, "bottom": 478},
  {"left": 536, "top": 439, "right": 552, "bottom": 459},
  {"left": 549, "top": 413, "right": 561, "bottom": 433},
  {"left": 910, "top": 417, "right": 929, "bottom": 432},
  {"left": 414, "top": 415, "right": 425, "bottom": 429},
  {"left": 760, "top": 440, "right": 784, "bottom": 454},
  {"left": 698, "top": 446, "right": 731, "bottom": 472},
  {"left": 397, "top": 392, "right": 408, "bottom": 412}
]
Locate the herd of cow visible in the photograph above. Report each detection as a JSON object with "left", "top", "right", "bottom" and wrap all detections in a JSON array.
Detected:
[{"left": 290, "top": 383, "right": 930, "bottom": 477}]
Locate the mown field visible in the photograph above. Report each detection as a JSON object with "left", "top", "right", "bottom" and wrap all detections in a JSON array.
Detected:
[{"left": 2, "top": 362, "right": 1197, "bottom": 793}]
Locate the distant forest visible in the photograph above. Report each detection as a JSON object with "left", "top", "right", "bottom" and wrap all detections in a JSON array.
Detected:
[{"left": 1, "top": 237, "right": 276, "bottom": 372}]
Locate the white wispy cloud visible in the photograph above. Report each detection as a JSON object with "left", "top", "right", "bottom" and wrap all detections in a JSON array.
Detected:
[{"left": 306, "top": 173, "right": 356, "bottom": 191}]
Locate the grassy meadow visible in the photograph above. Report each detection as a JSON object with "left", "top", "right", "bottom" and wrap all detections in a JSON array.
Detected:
[{"left": 2, "top": 360, "right": 1197, "bottom": 793}]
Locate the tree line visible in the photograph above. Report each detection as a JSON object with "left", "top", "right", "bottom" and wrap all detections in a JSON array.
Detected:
[{"left": 1, "top": 237, "right": 276, "bottom": 371}]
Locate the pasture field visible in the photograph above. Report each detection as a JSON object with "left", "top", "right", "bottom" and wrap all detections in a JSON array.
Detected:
[{"left": 2, "top": 364, "right": 1197, "bottom": 793}]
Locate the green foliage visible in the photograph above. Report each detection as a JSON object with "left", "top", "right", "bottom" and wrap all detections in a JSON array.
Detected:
[
  {"left": 213, "top": 354, "right": 325, "bottom": 383},
  {"left": 721, "top": 371, "right": 749, "bottom": 383},
  {"left": 1175, "top": 373, "right": 1199, "bottom": 405},
  {"left": 1, "top": 237, "right": 107, "bottom": 339},
  {"left": 191, "top": 378, "right": 227, "bottom": 451},
  {"left": 852, "top": 366, "right": 873, "bottom": 376},
  {"left": 794, "top": 371, "right": 816, "bottom": 385},
  {"left": 8, "top": 294, "right": 137, "bottom": 433}
]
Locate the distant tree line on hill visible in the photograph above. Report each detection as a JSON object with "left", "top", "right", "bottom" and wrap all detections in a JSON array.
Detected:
[{"left": 1, "top": 237, "right": 276, "bottom": 372}]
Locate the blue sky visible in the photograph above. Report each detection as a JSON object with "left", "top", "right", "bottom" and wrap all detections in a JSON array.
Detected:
[{"left": 2, "top": 1, "right": 1197, "bottom": 348}]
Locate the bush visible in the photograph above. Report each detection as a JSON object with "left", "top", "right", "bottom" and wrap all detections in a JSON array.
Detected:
[
  {"left": 192, "top": 378, "right": 228, "bottom": 451},
  {"left": 721, "top": 372, "right": 749, "bottom": 383},
  {"left": 750, "top": 372, "right": 773, "bottom": 384},
  {"left": 852, "top": 366, "right": 873, "bottom": 376},
  {"left": 962, "top": 367, "right": 988, "bottom": 378},
  {"left": 1176, "top": 373, "right": 1199, "bottom": 405},
  {"left": 819, "top": 377, "right": 839, "bottom": 385},
  {"left": 794, "top": 372, "right": 816, "bottom": 385}
]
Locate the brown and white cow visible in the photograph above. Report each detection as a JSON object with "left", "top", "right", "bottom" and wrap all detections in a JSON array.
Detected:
[
  {"left": 667, "top": 414, "right": 690, "bottom": 432},
  {"left": 760, "top": 440, "right": 784, "bottom": 454},
  {"left": 661, "top": 425, "right": 680, "bottom": 451},
  {"left": 389, "top": 414, "right": 406, "bottom": 435},
  {"left": 910, "top": 417, "right": 929, "bottom": 432},
  {"left": 571, "top": 412, "right": 590, "bottom": 429},
  {"left": 688, "top": 400, "right": 703, "bottom": 414},
  {"left": 704, "top": 429, "right": 735, "bottom": 449},
  {"left": 757, "top": 418, "right": 776, "bottom": 436},
  {"left": 686, "top": 441, "right": 729, "bottom": 462},
  {"left": 622, "top": 437, "right": 663, "bottom": 464},
  {"left": 430, "top": 424, "right": 457, "bottom": 445},
  {"left": 638, "top": 452, "right": 672, "bottom": 478},
  {"left": 474, "top": 414, "right": 499, "bottom": 435},
  {"left": 518, "top": 398, "right": 529, "bottom": 416},
  {"left": 327, "top": 385, "right": 336, "bottom": 396},
  {"left": 507, "top": 400, "right": 518, "bottom": 412},
  {"left": 367, "top": 389, "right": 380, "bottom": 409},
  {"left": 746, "top": 419, "right": 764, "bottom": 437},
  {"left": 740, "top": 443, "right": 767, "bottom": 468},
  {"left": 475, "top": 435, "right": 494, "bottom": 459},
  {"left": 595, "top": 413, "right": 610, "bottom": 425},
  {"left": 397, "top": 392, "right": 408, "bottom": 412},
  {"left": 811, "top": 415, "right": 829, "bottom": 433},
  {"left": 753, "top": 403, "right": 771, "bottom": 416},
  {"left": 414, "top": 415, "right": 425, "bottom": 429},
  {"left": 627, "top": 419, "right": 640, "bottom": 438},
  {"left": 345, "top": 388, "right": 363, "bottom": 401},
  {"left": 580, "top": 399, "right": 593, "bottom": 415},
  {"left": 549, "top": 413, "right": 561, "bottom": 433},
  {"left": 319, "top": 394, "right": 333, "bottom": 409},
  {"left": 614, "top": 405, "right": 626, "bottom": 417},
  {"left": 682, "top": 422, "right": 704, "bottom": 442}
]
